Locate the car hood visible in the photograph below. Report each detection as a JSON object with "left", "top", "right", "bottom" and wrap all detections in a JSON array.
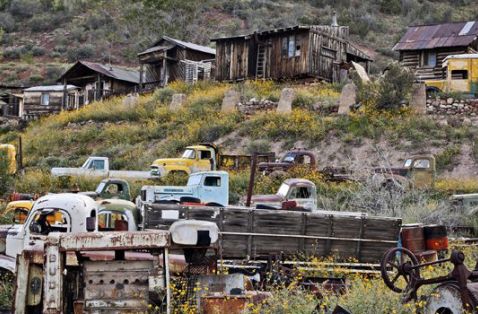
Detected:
[{"left": 151, "top": 158, "right": 189, "bottom": 167}]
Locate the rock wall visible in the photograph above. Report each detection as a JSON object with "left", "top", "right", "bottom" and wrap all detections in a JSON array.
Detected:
[{"left": 426, "top": 97, "right": 478, "bottom": 115}]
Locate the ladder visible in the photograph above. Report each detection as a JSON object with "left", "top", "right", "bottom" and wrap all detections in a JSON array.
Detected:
[{"left": 256, "top": 44, "right": 266, "bottom": 79}]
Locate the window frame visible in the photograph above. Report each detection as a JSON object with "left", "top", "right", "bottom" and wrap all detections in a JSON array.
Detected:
[
  {"left": 281, "top": 35, "right": 299, "bottom": 59},
  {"left": 422, "top": 51, "right": 437, "bottom": 68},
  {"left": 41, "top": 92, "right": 50, "bottom": 106}
]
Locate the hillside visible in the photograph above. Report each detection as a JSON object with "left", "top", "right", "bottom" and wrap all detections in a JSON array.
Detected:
[
  {"left": 1, "top": 80, "right": 478, "bottom": 227},
  {"left": 1, "top": 0, "right": 478, "bottom": 85}
]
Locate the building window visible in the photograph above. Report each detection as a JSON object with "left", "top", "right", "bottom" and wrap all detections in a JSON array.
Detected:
[
  {"left": 282, "top": 35, "right": 298, "bottom": 58},
  {"left": 41, "top": 93, "right": 50, "bottom": 106},
  {"left": 422, "top": 51, "right": 437, "bottom": 67}
]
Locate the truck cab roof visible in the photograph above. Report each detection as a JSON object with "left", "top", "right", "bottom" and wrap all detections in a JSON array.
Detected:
[
  {"left": 282, "top": 178, "right": 315, "bottom": 187},
  {"left": 32, "top": 193, "right": 98, "bottom": 221}
]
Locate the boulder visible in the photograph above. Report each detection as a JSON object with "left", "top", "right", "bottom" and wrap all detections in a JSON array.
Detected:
[
  {"left": 338, "top": 83, "right": 357, "bottom": 115},
  {"left": 169, "top": 93, "right": 187, "bottom": 111},
  {"left": 221, "top": 89, "right": 240, "bottom": 112},
  {"left": 276, "top": 88, "right": 295, "bottom": 113}
]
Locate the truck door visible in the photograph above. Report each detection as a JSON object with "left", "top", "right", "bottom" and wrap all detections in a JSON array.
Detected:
[
  {"left": 410, "top": 158, "right": 434, "bottom": 189},
  {"left": 197, "top": 149, "right": 215, "bottom": 171},
  {"left": 199, "top": 175, "right": 226, "bottom": 206},
  {"left": 286, "top": 185, "right": 316, "bottom": 211},
  {"left": 86, "top": 158, "right": 107, "bottom": 176}
]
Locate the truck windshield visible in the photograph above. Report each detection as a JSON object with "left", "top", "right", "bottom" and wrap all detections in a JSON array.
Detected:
[
  {"left": 182, "top": 149, "right": 196, "bottom": 159},
  {"left": 187, "top": 175, "right": 202, "bottom": 186},
  {"left": 277, "top": 183, "right": 290, "bottom": 198},
  {"left": 282, "top": 153, "right": 295, "bottom": 163},
  {"left": 403, "top": 159, "right": 413, "bottom": 168}
]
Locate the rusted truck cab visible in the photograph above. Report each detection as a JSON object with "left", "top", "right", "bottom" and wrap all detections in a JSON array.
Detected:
[
  {"left": 250, "top": 178, "right": 318, "bottom": 211},
  {"left": 258, "top": 149, "right": 316, "bottom": 175},
  {"left": 375, "top": 154, "right": 436, "bottom": 189}
]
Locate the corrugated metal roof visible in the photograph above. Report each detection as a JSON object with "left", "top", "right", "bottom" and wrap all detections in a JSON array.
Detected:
[
  {"left": 143, "top": 36, "right": 215, "bottom": 56},
  {"left": 24, "top": 85, "right": 79, "bottom": 92},
  {"left": 393, "top": 21, "right": 478, "bottom": 51},
  {"left": 79, "top": 61, "right": 140, "bottom": 84}
]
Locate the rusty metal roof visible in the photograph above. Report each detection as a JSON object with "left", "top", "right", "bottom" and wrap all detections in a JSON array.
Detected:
[
  {"left": 141, "top": 36, "right": 215, "bottom": 56},
  {"left": 59, "top": 61, "right": 140, "bottom": 84},
  {"left": 393, "top": 21, "right": 478, "bottom": 51}
]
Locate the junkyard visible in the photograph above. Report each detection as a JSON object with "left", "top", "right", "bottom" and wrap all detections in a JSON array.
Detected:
[{"left": 2, "top": 1, "right": 478, "bottom": 313}]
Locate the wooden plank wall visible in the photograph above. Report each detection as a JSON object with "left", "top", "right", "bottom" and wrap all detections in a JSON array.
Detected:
[
  {"left": 144, "top": 204, "right": 401, "bottom": 263},
  {"left": 23, "top": 92, "right": 63, "bottom": 116},
  {"left": 267, "top": 31, "right": 310, "bottom": 79},
  {"left": 214, "top": 38, "right": 250, "bottom": 81}
]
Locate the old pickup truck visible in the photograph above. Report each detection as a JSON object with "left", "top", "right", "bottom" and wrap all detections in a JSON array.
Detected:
[
  {"left": 150, "top": 143, "right": 274, "bottom": 177},
  {"left": 138, "top": 171, "right": 229, "bottom": 209},
  {"left": 250, "top": 178, "right": 318, "bottom": 211},
  {"left": 51, "top": 156, "right": 153, "bottom": 179}
]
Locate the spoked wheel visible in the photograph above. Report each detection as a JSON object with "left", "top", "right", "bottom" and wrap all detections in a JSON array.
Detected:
[{"left": 381, "top": 247, "right": 420, "bottom": 293}]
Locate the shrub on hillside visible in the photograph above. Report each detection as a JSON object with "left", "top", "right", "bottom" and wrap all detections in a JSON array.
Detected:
[
  {"left": 31, "top": 46, "right": 46, "bottom": 56},
  {"left": 2, "top": 46, "right": 27, "bottom": 59},
  {"left": 152, "top": 87, "right": 175, "bottom": 104},
  {"left": 376, "top": 63, "right": 415, "bottom": 109},
  {"left": 66, "top": 44, "right": 95, "bottom": 62},
  {"left": 0, "top": 12, "right": 15, "bottom": 32}
]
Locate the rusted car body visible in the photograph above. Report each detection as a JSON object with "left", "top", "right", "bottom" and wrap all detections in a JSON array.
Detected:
[
  {"left": 258, "top": 149, "right": 316, "bottom": 175},
  {"left": 373, "top": 154, "right": 436, "bottom": 189}
]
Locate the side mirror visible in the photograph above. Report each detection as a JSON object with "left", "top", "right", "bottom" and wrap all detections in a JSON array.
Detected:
[{"left": 86, "top": 217, "right": 96, "bottom": 232}]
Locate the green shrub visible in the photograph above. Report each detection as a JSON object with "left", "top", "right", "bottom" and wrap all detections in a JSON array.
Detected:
[
  {"left": 66, "top": 44, "right": 95, "bottom": 62},
  {"left": 31, "top": 46, "right": 46, "bottom": 56},
  {"left": 246, "top": 139, "right": 272, "bottom": 154},
  {"left": 436, "top": 145, "right": 461, "bottom": 172},
  {"left": 152, "top": 87, "right": 175, "bottom": 104}
]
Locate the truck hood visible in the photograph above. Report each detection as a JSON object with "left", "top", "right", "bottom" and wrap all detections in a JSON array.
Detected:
[
  {"left": 51, "top": 167, "right": 85, "bottom": 176},
  {"left": 251, "top": 194, "right": 284, "bottom": 203},
  {"left": 373, "top": 167, "right": 409, "bottom": 177},
  {"left": 153, "top": 185, "right": 195, "bottom": 201},
  {"left": 151, "top": 158, "right": 189, "bottom": 167}
]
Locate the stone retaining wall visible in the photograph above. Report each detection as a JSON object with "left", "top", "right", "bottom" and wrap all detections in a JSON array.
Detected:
[{"left": 426, "top": 97, "right": 478, "bottom": 115}]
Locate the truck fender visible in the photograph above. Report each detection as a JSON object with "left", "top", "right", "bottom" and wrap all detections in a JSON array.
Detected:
[
  {"left": 0, "top": 254, "right": 16, "bottom": 273},
  {"left": 163, "top": 165, "right": 190, "bottom": 176}
]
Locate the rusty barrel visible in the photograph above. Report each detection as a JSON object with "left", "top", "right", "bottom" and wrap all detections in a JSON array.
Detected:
[
  {"left": 424, "top": 225, "right": 448, "bottom": 251},
  {"left": 401, "top": 225, "right": 425, "bottom": 253}
]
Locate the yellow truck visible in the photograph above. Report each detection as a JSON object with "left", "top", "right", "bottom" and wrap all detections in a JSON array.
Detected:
[
  {"left": 426, "top": 53, "right": 478, "bottom": 96},
  {"left": 150, "top": 143, "right": 274, "bottom": 177},
  {"left": 0, "top": 144, "right": 16, "bottom": 175}
]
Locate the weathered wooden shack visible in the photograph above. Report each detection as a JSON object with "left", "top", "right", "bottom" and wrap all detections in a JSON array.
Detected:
[
  {"left": 59, "top": 61, "right": 140, "bottom": 106},
  {"left": 138, "top": 36, "right": 216, "bottom": 90},
  {"left": 212, "top": 25, "right": 372, "bottom": 82},
  {"left": 393, "top": 21, "right": 478, "bottom": 81},
  {"left": 22, "top": 85, "right": 79, "bottom": 119},
  {"left": 0, "top": 85, "right": 24, "bottom": 118}
]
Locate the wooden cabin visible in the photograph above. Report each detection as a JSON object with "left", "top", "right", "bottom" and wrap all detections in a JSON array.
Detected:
[
  {"left": 22, "top": 85, "right": 79, "bottom": 119},
  {"left": 138, "top": 36, "right": 216, "bottom": 90},
  {"left": 59, "top": 61, "right": 140, "bottom": 107},
  {"left": 394, "top": 21, "right": 478, "bottom": 81},
  {"left": 211, "top": 25, "right": 372, "bottom": 82}
]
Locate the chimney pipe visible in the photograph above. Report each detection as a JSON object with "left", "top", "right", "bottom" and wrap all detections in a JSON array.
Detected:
[{"left": 331, "top": 11, "right": 338, "bottom": 27}]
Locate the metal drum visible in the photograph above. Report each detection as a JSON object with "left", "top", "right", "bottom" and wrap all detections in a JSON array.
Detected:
[
  {"left": 424, "top": 225, "right": 448, "bottom": 251},
  {"left": 401, "top": 225, "right": 425, "bottom": 253}
]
